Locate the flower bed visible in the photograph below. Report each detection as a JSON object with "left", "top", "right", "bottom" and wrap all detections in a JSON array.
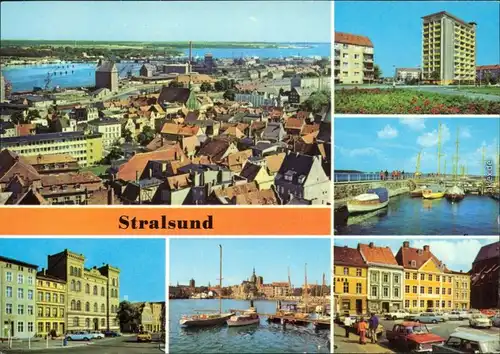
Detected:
[{"left": 335, "top": 88, "right": 500, "bottom": 114}]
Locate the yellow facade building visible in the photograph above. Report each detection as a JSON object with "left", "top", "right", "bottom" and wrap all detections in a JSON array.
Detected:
[
  {"left": 36, "top": 271, "right": 67, "bottom": 336},
  {"left": 334, "top": 32, "right": 375, "bottom": 84},
  {"left": 451, "top": 271, "right": 471, "bottom": 310},
  {"left": 422, "top": 11, "right": 476, "bottom": 85},
  {"left": 1, "top": 131, "right": 103, "bottom": 167},
  {"left": 333, "top": 246, "right": 368, "bottom": 315}
]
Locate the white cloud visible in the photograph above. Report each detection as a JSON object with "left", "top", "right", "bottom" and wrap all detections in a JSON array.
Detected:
[
  {"left": 399, "top": 118, "right": 426, "bottom": 130},
  {"left": 377, "top": 124, "right": 398, "bottom": 139},
  {"left": 348, "top": 147, "right": 382, "bottom": 157},
  {"left": 417, "top": 123, "right": 451, "bottom": 148},
  {"left": 460, "top": 127, "right": 472, "bottom": 139},
  {"left": 248, "top": 16, "right": 258, "bottom": 22},
  {"left": 411, "top": 240, "right": 485, "bottom": 272}
]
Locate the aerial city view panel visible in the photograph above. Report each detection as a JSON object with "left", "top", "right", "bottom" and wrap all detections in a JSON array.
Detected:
[
  {"left": 334, "top": 117, "right": 500, "bottom": 235},
  {"left": 0, "top": 238, "right": 166, "bottom": 354},
  {"left": 334, "top": 1, "right": 500, "bottom": 114},
  {"left": 169, "top": 238, "right": 331, "bottom": 353},
  {"left": 333, "top": 238, "right": 500, "bottom": 353},
  {"left": 0, "top": 1, "right": 331, "bottom": 206}
]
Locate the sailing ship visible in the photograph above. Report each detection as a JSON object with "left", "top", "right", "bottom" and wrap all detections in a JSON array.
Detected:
[
  {"left": 422, "top": 184, "right": 445, "bottom": 199},
  {"left": 179, "top": 245, "right": 235, "bottom": 327},
  {"left": 347, "top": 187, "right": 389, "bottom": 213},
  {"left": 226, "top": 307, "right": 260, "bottom": 327},
  {"left": 445, "top": 127, "right": 465, "bottom": 203}
]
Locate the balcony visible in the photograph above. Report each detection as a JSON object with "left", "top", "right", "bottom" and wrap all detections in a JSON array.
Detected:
[{"left": 363, "top": 47, "right": 374, "bottom": 54}]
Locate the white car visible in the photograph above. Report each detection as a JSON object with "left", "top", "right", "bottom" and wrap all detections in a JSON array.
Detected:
[
  {"left": 384, "top": 309, "right": 410, "bottom": 320},
  {"left": 66, "top": 331, "right": 92, "bottom": 341},
  {"left": 90, "top": 331, "right": 105, "bottom": 339},
  {"left": 470, "top": 314, "right": 492, "bottom": 329}
]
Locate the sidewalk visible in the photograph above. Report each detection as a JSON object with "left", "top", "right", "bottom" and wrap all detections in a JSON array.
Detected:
[
  {"left": 0, "top": 338, "right": 91, "bottom": 351},
  {"left": 334, "top": 324, "right": 394, "bottom": 353}
]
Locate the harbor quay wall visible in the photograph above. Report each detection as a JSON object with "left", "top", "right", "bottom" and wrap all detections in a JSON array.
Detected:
[{"left": 334, "top": 180, "right": 415, "bottom": 210}]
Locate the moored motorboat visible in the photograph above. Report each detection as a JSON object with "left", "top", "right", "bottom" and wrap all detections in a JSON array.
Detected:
[
  {"left": 347, "top": 188, "right": 389, "bottom": 214},
  {"left": 422, "top": 184, "right": 445, "bottom": 199},
  {"left": 180, "top": 313, "right": 235, "bottom": 327},
  {"left": 226, "top": 308, "right": 260, "bottom": 327},
  {"left": 410, "top": 185, "right": 427, "bottom": 197},
  {"left": 445, "top": 185, "right": 465, "bottom": 203}
]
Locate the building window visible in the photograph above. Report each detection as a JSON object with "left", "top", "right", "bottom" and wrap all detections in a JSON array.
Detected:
[
  {"left": 76, "top": 281, "right": 81, "bottom": 292},
  {"left": 38, "top": 291, "right": 43, "bottom": 301},
  {"left": 17, "top": 321, "right": 24, "bottom": 333},
  {"left": 441, "top": 300, "right": 445, "bottom": 308},
  {"left": 101, "top": 287, "right": 105, "bottom": 297},
  {"left": 448, "top": 288, "right": 451, "bottom": 295},
  {"left": 343, "top": 282, "right": 349, "bottom": 293},
  {"left": 6, "top": 286, "right": 12, "bottom": 298},
  {"left": 420, "top": 300, "right": 424, "bottom": 308},
  {"left": 71, "top": 280, "right": 75, "bottom": 291},
  {"left": 61, "top": 309, "right": 65, "bottom": 317},
  {"left": 85, "top": 318, "right": 90, "bottom": 328},
  {"left": 46, "top": 308, "right": 51, "bottom": 317},
  {"left": 405, "top": 300, "right": 410, "bottom": 308},
  {"left": 85, "top": 284, "right": 90, "bottom": 294},
  {"left": 383, "top": 287, "right": 389, "bottom": 297},
  {"left": 28, "top": 276, "right": 33, "bottom": 285},
  {"left": 436, "top": 287, "right": 440, "bottom": 294},
  {"left": 101, "top": 319, "right": 105, "bottom": 327},
  {"left": 60, "top": 295, "right": 65, "bottom": 304},
  {"left": 17, "top": 274, "right": 24, "bottom": 284},
  {"left": 85, "top": 302, "right": 90, "bottom": 312},
  {"left": 28, "top": 322, "right": 33, "bottom": 332},
  {"left": 428, "top": 287, "right": 432, "bottom": 294},
  {"left": 420, "top": 274, "right": 425, "bottom": 280},
  {"left": 28, "top": 290, "right": 33, "bottom": 300},
  {"left": 394, "top": 287, "right": 399, "bottom": 297},
  {"left": 405, "top": 273, "right": 410, "bottom": 279},
  {"left": 93, "top": 286, "right": 98, "bottom": 295},
  {"left": 94, "top": 303, "right": 98, "bottom": 313},
  {"left": 356, "top": 283, "right": 362, "bottom": 294},
  {"left": 405, "top": 285, "right": 410, "bottom": 293},
  {"left": 420, "top": 286, "right": 424, "bottom": 294},
  {"left": 18, "top": 288, "right": 24, "bottom": 299},
  {"left": 413, "top": 273, "right": 417, "bottom": 280},
  {"left": 73, "top": 317, "right": 79, "bottom": 327},
  {"left": 45, "top": 293, "right": 50, "bottom": 302},
  {"left": 53, "top": 294, "right": 58, "bottom": 303},
  {"left": 343, "top": 267, "right": 349, "bottom": 275},
  {"left": 411, "top": 261, "right": 416, "bottom": 268},
  {"left": 77, "top": 301, "right": 81, "bottom": 311},
  {"left": 6, "top": 271, "right": 12, "bottom": 282},
  {"left": 101, "top": 304, "right": 105, "bottom": 313},
  {"left": 412, "top": 300, "right": 417, "bottom": 307},
  {"left": 38, "top": 322, "right": 43, "bottom": 333},
  {"left": 394, "top": 275, "right": 400, "bottom": 284},
  {"left": 71, "top": 300, "right": 76, "bottom": 310},
  {"left": 371, "top": 286, "right": 377, "bottom": 297},
  {"left": 429, "top": 274, "right": 433, "bottom": 281},
  {"left": 356, "top": 268, "right": 362, "bottom": 277},
  {"left": 6, "top": 303, "right": 12, "bottom": 314},
  {"left": 383, "top": 273, "right": 389, "bottom": 283},
  {"left": 371, "top": 272, "right": 378, "bottom": 282},
  {"left": 436, "top": 275, "right": 440, "bottom": 281}
]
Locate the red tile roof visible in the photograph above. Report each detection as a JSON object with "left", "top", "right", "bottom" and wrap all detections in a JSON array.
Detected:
[
  {"left": 477, "top": 65, "right": 500, "bottom": 71},
  {"left": 40, "top": 171, "right": 102, "bottom": 187},
  {"left": 0, "top": 149, "right": 41, "bottom": 185},
  {"left": 395, "top": 242, "right": 447, "bottom": 271},
  {"left": 335, "top": 32, "right": 373, "bottom": 47},
  {"left": 234, "top": 189, "right": 278, "bottom": 205},
  {"left": 334, "top": 246, "right": 366, "bottom": 267},
  {"left": 358, "top": 243, "right": 399, "bottom": 266}
]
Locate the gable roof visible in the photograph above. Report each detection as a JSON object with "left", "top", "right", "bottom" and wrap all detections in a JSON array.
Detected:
[
  {"left": 157, "top": 86, "right": 191, "bottom": 105},
  {"left": 395, "top": 242, "right": 447, "bottom": 271},
  {"left": 265, "top": 153, "right": 286, "bottom": 174},
  {"left": 473, "top": 242, "right": 500, "bottom": 264},
  {"left": 212, "top": 181, "right": 259, "bottom": 201},
  {"left": 239, "top": 162, "right": 263, "bottom": 181},
  {"left": 335, "top": 32, "right": 373, "bottom": 47},
  {"left": 358, "top": 243, "right": 400, "bottom": 266},
  {"left": 197, "top": 139, "right": 232, "bottom": 162},
  {"left": 276, "top": 153, "right": 315, "bottom": 185},
  {"left": 0, "top": 149, "right": 41, "bottom": 185},
  {"left": 334, "top": 246, "right": 366, "bottom": 267},
  {"left": 234, "top": 189, "right": 278, "bottom": 205},
  {"left": 96, "top": 61, "right": 117, "bottom": 73}
]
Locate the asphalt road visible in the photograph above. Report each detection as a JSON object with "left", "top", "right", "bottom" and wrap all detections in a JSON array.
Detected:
[{"left": 3, "top": 337, "right": 165, "bottom": 354}]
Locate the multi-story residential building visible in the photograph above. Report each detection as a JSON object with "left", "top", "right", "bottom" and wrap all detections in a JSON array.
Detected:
[
  {"left": 87, "top": 117, "right": 122, "bottom": 149},
  {"left": 470, "top": 241, "right": 499, "bottom": 309},
  {"left": 396, "top": 242, "right": 454, "bottom": 312},
  {"left": 150, "top": 302, "right": 165, "bottom": 332},
  {"left": 272, "top": 282, "right": 292, "bottom": 297},
  {"left": 0, "top": 255, "right": 38, "bottom": 339},
  {"left": 476, "top": 64, "right": 500, "bottom": 83},
  {"left": 46, "top": 250, "right": 120, "bottom": 333},
  {"left": 36, "top": 270, "right": 67, "bottom": 336},
  {"left": 333, "top": 246, "right": 368, "bottom": 315},
  {"left": 422, "top": 11, "right": 477, "bottom": 85},
  {"left": 450, "top": 270, "right": 470, "bottom": 310},
  {"left": 0, "top": 131, "right": 103, "bottom": 167},
  {"left": 359, "top": 243, "right": 404, "bottom": 313},
  {"left": 334, "top": 32, "right": 374, "bottom": 84},
  {"left": 395, "top": 68, "right": 422, "bottom": 81},
  {"left": 290, "top": 75, "right": 331, "bottom": 90}
]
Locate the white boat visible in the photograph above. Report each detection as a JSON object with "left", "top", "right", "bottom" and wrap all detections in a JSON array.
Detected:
[
  {"left": 180, "top": 313, "right": 235, "bottom": 327},
  {"left": 226, "top": 308, "right": 260, "bottom": 327},
  {"left": 347, "top": 188, "right": 389, "bottom": 214}
]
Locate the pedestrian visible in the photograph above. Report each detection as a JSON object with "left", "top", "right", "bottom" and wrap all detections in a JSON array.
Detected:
[
  {"left": 344, "top": 315, "right": 353, "bottom": 338},
  {"left": 402, "top": 170, "right": 405, "bottom": 179},
  {"left": 369, "top": 313, "right": 379, "bottom": 344},
  {"left": 357, "top": 317, "right": 368, "bottom": 345},
  {"left": 385, "top": 170, "right": 389, "bottom": 180}
]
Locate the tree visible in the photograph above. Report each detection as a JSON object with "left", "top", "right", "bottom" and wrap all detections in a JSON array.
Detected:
[
  {"left": 102, "top": 146, "right": 123, "bottom": 165},
  {"left": 168, "top": 81, "right": 183, "bottom": 88},
  {"left": 374, "top": 64, "right": 382, "bottom": 80},
  {"left": 303, "top": 90, "right": 330, "bottom": 113},
  {"left": 137, "top": 126, "right": 155, "bottom": 146},
  {"left": 10, "top": 111, "right": 26, "bottom": 125},
  {"left": 223, "top": 89, "right": 236, "bottom": 101},
  {"left": 116, "top": 301, "right": 141, "bottom": 333},
  {"left": 431, "top": 70, "right": 440, "bottom": 81},
  {"left": 214, "top": 81, "right": 224, "bottom": 92},
  {"left": 26, "top": 109, "right": 41, "bottom": 121},
  {"left": 200, "top": 82, "right": 212, "bottom": 92},
  {"left": 305, "top": 72, "right": 319, "bottom": 77},
  {"left": 122, "top": 129, "right": 134, "bottom": 143}
]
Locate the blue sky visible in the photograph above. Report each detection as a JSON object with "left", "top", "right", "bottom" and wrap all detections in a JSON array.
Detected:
[
  {"left": 334, "top": 238, "right": 498, "bottom": 273},
  {"left": 0, "top": 238, "right": 165, "bottom": 302},
  {"left": 335, "top": 117, "right": 500, "bottom": 175},
  {"left": 0, "top": 1, "right": 330, "bottom": 42},
  {"left": 335, "top": 1, "right": 500, "bottom": 76},
  {"left": 170, "top": 238, "right": 331, "bottom": 287}
]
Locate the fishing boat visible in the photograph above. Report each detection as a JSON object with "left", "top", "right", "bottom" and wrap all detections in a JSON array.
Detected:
[
  {"left": 410, "top": 185, "right": 427, "bottom": 197},
  {"left": 445, "top": 185, "right": 465, "bottom": 203},
  {"left": 313, "top": 314, "right": 331, "bottom": 330},
  {"left": 422, "top": 185, "right": 445, "bottom": 199},
  {"left": 179, "top": 245, "right": 235, "bottom": 328},
  {"left": 226, "top": 308, "right": 260, "bottom": 327},
  {"left": 347, "top": 187, "right": 389, "bottom": 213}
]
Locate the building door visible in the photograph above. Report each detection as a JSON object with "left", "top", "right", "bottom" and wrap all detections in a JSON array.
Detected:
[
  {"left": 382, "top": 302, "right": 390, "bottom": 313},
  {"left": 356, "top": 299, "right": 363, "bottom": 314},
  {"left": 427, "top": 300, "right": 433, "bottom": 309},
  {"left": 93, "top": 318, "right": 99, "bottom": 331}
]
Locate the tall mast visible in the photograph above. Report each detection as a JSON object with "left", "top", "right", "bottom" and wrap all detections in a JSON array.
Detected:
[
  {"left": 288, "top": 266, "right": 291, "bottom": 290},
  {"left": 444, "top": 159, "right": 447, "bottom": 177},
  {"left": 496, "top": 146, "right": 499, "bottom": 187},
  {"left": 454, "top": 126, "right": 460, "bottom": 182},
  {"left": 416, "top": 150, "right": 422, "bottom": 177},
  {"left": 437, "top": 122, "right": 443, "bottom": 175},
  {"left": 219, "top": 244, "right": 222, "bottom": 315},
  {"left": 322, "top": 273, "right": 326, "bottom": 298},
  {"left": 482, "top": 146, "right": 486, "bottom": 181},
  {"left": 304, "top": 263, "right": 308, "bottom": 311}
]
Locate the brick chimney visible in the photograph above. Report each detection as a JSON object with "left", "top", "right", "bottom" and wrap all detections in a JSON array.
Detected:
[
  {"left": 403, "top": 241, "right": 410, "bottom": 248},
  {"left": 369, "top": 242, "right": 374, "bottom": 248},
  {"left": 423, "top": 245, "right": 430, "bottom": 252}
]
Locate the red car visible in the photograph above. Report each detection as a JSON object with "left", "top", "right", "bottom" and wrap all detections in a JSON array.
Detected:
[{"left": 386, "top": 321, "right": 445, "bottom": 352}]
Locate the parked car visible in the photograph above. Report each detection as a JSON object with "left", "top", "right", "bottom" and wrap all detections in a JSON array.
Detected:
[
  {"left": 385, "top": 309, "right": 410, "bottom": 320},
  {"left": 469, "top": 314, "right": 492, "bottom": 329},
  {"left": 66, "top": 331, "right": 92, "bottom": 341},
  {"left": 492, "top": 314, "right": 500, "bottom": 327},
  {"left": 386, "top": 322, "right": 444, "bottom": 352},
  {"left": 90, "top": 331, "right": 104, "bottom": 339},
  {"left": 137, "top": 331, "right": 152, "bottom": 342},
  {"left": 414, "top": 313, "right": 444, "bottom": 324},
  {"left": 103, "top": 330, "right": 122, "bottom": 337},
  {"left": 432, "top": 331, "right": 500, "bottom": 353}
]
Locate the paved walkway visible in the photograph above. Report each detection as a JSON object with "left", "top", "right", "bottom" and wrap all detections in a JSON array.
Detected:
[
  {"left": 0, "top": 338, "right": 89, "bottom": 351},
  {"left": 334, "top": 324, "right": 394, "bottom": 353}
]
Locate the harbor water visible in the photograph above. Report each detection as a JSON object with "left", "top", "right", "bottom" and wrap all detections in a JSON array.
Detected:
[
  {"left": 335, "top": 194, "right": 500, "bottom": 235},
  {"left": 2, "top": 43, "right": 330, "bottom": 92},
  {"left": 169, "top": 299, "right": 330, "bottom": 353}
]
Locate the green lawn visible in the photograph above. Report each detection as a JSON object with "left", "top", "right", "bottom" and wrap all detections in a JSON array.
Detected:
[
  {"left": 82, "top": 165, "right": 110, "bottom": 177},
  {"left": 455, "top": 87, "right": 500, "bottom": 96}
]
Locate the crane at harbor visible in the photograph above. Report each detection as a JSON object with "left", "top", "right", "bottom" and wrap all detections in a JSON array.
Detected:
[{"left": 44, "top": 72, "right": 52, "bottom": 91}]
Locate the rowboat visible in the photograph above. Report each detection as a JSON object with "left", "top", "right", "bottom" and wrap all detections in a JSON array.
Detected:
[
  {"left": 422, "top": 185, "right": 445, "bottom": 199},
  {"left": 347, "top": 188, "right": 389, "bottom": 213}
]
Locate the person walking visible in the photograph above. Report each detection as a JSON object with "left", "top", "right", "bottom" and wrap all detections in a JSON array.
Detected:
[
  {"left": 385, "top": 170, "right": 389, "bottom": 180},
  {"left": 344, "top": 315, "right": 353, "bottom": 338},
  {"left": 357, "top": 317, "right": 368, "bottom": 345},
  {"left": 402, "top": 170, "right": 405, "bottom": 179},
  {"left": 369, "top": 313, "right": 379, "bottom": 344}
]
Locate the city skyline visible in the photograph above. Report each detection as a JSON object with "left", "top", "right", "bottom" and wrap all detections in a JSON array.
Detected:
[
  {"left": 170, "top": 238, "right": 331, "bottom": 287},
  {"left": 335, "top": 117, "right": 500, "bottom": 175},
  {"left": 0, "top": 238, "right": 166, "bottom": 303},
  {"left": 335, "top": 1, "right": 500, "bottom": 76},
  {"left": 0, "top": 1, "right": 330, "bottom": 43},
  {"left": 334, "top": 238, "right": 498, "bottom": 274}
]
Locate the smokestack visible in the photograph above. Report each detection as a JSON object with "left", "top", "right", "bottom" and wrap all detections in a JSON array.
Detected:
[
  {"left": 369, "top": 242, "right": 374, "bottom": 248},
  {"left": 423, "top": 245, "right": 430, "bottom": 252},
  {"left": 403, "top": 241, "right": 410, "bottom": 248}
]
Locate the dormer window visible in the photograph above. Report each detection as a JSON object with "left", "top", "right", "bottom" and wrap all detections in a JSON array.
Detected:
[
  {"left": 298, "top": 175, "right": 306, "bottom": 184},
  {"left": 418, "top": 249, "right": 423, "bottom": 255},
  {"left": 284, "top": 170, "right": 295, "bottom": 182},
  {"left": 411, "top": 260, "right": 416, "bottom": 267}
]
